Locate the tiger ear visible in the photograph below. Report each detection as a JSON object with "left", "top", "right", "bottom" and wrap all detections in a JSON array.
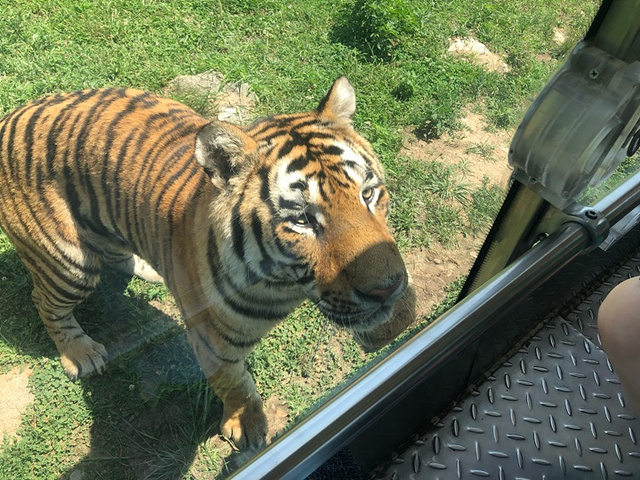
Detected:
[
  {"left": 195, "top": 121, "right": 255, "bottom": 189},
  {"left": 316, "top": 76, "right": 356, "bottom": 120}
]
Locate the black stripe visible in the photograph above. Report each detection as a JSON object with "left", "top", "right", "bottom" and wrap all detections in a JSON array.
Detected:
[
  {"left": 22, "top": 92, "right": 75, "bottom": 186},
  {"left": 246, "top": 116, "right": 285, "bottom": 136},
  {"left": 250, "top": 115, "right": 313, "bottom": 139},
  {"left": 222, "top": 293, "right": 284, "bottom": 321},
  {"left": 206, "top": 228, "right": 220, "bottom": 281},
  {"left": 209, "top": 320, "right": 261, "bottom": 349},
  {"left": 251, "top": 210, "right": 277, "bottom": 277},
  {"left": 258, "top": 166, "right": 271, "bottom": 204},
  {"left": 278, "top": 131, "right": 307, "bottom": 159},
  {"left": 343, "top": 159, "right": 361, "bottom": 171},
  {"left": 208, "top": 230, "right": 285, "bottom": 321},
  {"left": 278, "top": 197, "right": 301, "bottom": 211},
  {"left": 23, "top": 103, "right": 51, "bottom": 186},
  {"left": 325, "top": 170, "right": 352, "bottom": 189},
  {"left": 161, "top": 148, "right": 202, "bottom": 263},
  {"left": 129, "top": 109, "right": 195, "bottom": 254},
  {"left": 305, "top": 131, "right": 335, "bottom": 140},
  {"left": 230, "top": 199, "right": 245, "bottom": 261},
  {"left": 291, "top": 118, "right": 320, "bottom": 130},
  {"left": 296, "top": 273, "right": 314, "bottom": 285},
  {"left": 46, "top": 91, "right": 99, "bottom": 172},
  {"left": 194, "top": 329, "right": 241, "bottom": 364},
  {"left": 110, "top": 127, "right": 138, "bottom": 239},
  {"left": 272, "top": 228, "right": 300, "bottom": 260},
  {"left": 0, "top": 113, "right": 96, "bottom": 275},
  {"left": 70, "top": 90, "right": 124, "bottom": 234},
  {"left": 139, "top": 109, "right": 197, "bottom": 192},
  {"left": 258, "top": 129, "right": 288, "bottom": 146},
  {"left": 361, "top": 153, "right": 374, "bottom": 168},
  {"left": 5, "top": 104, "right": 29, "bottom": 171},
  {"left": 317, "top": 178, "right": 330, "bottom": 202},
  {"left": 208, "top": 228, "right": 251, "bottom": 295},
  {"left": 323, "top": 144, "right": 343, "bottom": 156},
  {"left": 20, "top": 250, "right": 94, "bottom": 303},
  {"left": 101, "top": 92, "right": 154, "bottom": 230},
  {"left": 10, "top": 168, "right": 100, "bottom": 276},
  {"left": 286, "top": 155, "right": 309, "bottom": 173},
  {"left": 0, "top": 105, "right": 15, "bottom": 184}
]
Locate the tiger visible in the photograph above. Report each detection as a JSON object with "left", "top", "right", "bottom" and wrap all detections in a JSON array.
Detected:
[{"left": 0, "top": 76, "right": 414, "bottom": 448}]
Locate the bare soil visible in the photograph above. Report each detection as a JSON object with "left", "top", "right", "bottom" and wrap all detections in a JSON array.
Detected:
[
  {"left": 0, "top": 366, "right": 33, "bottom": 440},
  {"left": 448, "top": 37, "right": 511, "bottom": 74}
]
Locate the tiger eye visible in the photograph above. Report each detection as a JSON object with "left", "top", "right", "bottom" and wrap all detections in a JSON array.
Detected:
[
  {"left": 362, "top": 188, "right": 374, "bottom": 202},
  {"left": 295, "top": 214, "right": 310, "bottom": 226}
]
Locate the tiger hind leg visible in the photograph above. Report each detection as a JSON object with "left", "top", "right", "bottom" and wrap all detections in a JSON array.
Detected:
[{"left": 105, "top": 252, "right": 164, "bottom": 283}]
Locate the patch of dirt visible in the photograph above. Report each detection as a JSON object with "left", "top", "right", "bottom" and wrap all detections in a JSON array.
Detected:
[
  {"left": 400, "top": 108, "right": 515, "bottom": 317},
  {"left": 0, "top": 366, "right": 34, "bottom": 440},
  {"left": 404, "top": 237, "right": 481, "bottom": 318},
  {"left": 264, "top": 395, "right": 289, "bottom": 442},
  {"left": 165, "top": 70, "right": 257, "bottom": 124},
  {"left": 448, "top": 37, "right": 510, "bottom": 74},
  {"left": 402, "top": 106, "right": 514, "bottom": 189},
  {"left": 553, "top": 27, "right": 567, "bottom": 45}
]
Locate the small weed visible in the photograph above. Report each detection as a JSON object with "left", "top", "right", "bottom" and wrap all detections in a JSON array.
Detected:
[
  {"left": 126, "top": 276, "right": 170, "bottom": 302},
  {"left": 466, "top": 141, "right": 496, "bottom": 159},
  {"left": 425, "top": 161, "right": 471, "bottom": 205},
  {"left": 469, "top": 177, "right": 506, "bottom": 234},
  {"left": 417, "top": 100, "right": 464, "bottom": 140},
  {"left": 392, "top": 80, "right": 415, "bottom": 101}
]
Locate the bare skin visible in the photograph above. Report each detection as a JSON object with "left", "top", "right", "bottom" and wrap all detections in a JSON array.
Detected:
[{"left": 598, "top": 276, "right": 640, "bottom": 415}]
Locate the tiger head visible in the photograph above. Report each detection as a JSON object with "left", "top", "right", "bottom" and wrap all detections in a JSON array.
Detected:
[{"left": 195, "top": 77, "right": 413, "bottom": 350}]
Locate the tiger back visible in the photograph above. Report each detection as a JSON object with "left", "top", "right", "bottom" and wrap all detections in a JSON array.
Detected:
[{"left": 0, "top": 77, "right": 414, "bottom": 448}]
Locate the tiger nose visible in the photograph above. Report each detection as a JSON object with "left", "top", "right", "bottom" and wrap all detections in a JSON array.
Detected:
[{"left": 357, "top": 275, "right": 405, "bottom": 303}]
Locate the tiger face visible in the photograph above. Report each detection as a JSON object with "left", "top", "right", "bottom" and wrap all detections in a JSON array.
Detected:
[
  {"left": 196, "top": 77, "right": 409, "bottom": 345},
  {"left": 267, "top": 122, "right": 407, "bottom": 331}
]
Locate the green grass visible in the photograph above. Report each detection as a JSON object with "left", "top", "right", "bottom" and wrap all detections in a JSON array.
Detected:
[{"left": 0, "top": 0, "right": 600, "bottom": 477}]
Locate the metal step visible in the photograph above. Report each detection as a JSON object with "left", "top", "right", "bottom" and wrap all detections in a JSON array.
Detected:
[{"left": 381, "top": 255, "right": 640, "bottom": 479}]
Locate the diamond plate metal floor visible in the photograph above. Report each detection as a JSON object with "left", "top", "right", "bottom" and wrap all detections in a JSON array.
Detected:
[{"left": 380, "top": 255, "right": 640, "bottom": 479}]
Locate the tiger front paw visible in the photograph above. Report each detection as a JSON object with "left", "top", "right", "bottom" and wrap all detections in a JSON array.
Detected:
[
  {"left": 59, "top": 335, "right": 108, "bottom": 380},
  {"left": 220, "top": 396, "right": 268, "bottom": 450}
]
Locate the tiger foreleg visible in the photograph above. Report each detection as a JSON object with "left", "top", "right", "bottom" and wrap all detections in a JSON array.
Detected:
[
  {"left": 216, "top": 368, "right": 267, "bottom": 450},
  {"left": 31, "top": 287, "right": 108, "bottom": 380},
  {"left": 186, "top": 317, "right": 268, "bottom": 449},
  {"left": 57, "top": 326, "right": 108, "bottom": 380}
]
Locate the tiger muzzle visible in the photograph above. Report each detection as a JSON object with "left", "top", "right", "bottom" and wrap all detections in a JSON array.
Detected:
[{"left": 354, "top": 272, "right": 406, "bottom": 305}]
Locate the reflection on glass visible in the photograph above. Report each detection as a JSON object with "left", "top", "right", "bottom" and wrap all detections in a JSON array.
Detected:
[{"left": 580, "top": 153, "right": 640, "bottom": 206}]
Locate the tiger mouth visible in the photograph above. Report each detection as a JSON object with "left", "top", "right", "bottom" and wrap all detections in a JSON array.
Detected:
[{"left": 318, "top": 303, "right": 393, "bottom": 330}]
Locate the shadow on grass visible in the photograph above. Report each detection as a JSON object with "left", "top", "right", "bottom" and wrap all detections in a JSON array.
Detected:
[{"left": 0, "top": 247, "right": 253, "bottom": 479}]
